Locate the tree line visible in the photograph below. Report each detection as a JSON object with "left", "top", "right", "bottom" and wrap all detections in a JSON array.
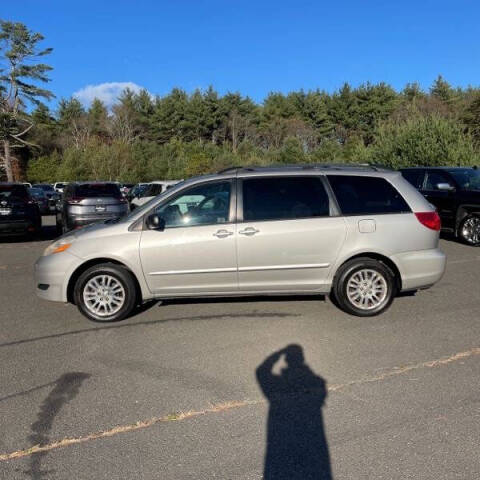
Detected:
[{"left": 2, "top": 21, "right": 480, "bottom": 183}]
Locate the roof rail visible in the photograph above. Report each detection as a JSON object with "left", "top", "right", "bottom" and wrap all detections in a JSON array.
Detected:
[{"left": 217, "top": 166, "right": 244, "bottom": 174}]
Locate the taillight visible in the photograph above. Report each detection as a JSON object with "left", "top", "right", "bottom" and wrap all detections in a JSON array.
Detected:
[{"left": 415, "top": 212, "right": 441, "bottom": 231}]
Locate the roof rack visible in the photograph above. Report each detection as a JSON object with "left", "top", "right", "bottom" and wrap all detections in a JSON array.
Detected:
[
  {"left": 217, "top": 166, "right": 244, "bottom": 174},
  {"left": 217, "top": 166, "right": 256, "bottom": 174},
  {"left": 300, "top": 163, "right": 391, "bottom": 172}
]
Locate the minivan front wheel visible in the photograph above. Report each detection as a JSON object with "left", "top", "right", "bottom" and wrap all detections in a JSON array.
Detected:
[
  {"left": 74, "top": 263, "right": 137, "bottom": 322},
  {"left": 332, "top": 258, "right": 396, "bottom": 317}
]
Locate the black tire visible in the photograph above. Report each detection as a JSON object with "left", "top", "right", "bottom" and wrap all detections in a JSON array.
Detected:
[
  {"left": 458, "top": 215, "right": 480, "bottom": 246},
  {"left": 331, "top": 257, "right": 396, "bottom": 317},
  {"left": 74, "top": 263, "right": 138, "bottom": 322}
]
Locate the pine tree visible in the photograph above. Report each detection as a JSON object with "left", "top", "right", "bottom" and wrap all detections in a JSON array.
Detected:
[{"left": 0, "top": 21, "right": 54, "bottom": 181}]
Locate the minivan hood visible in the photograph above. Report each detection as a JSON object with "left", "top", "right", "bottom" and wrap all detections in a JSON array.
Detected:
[{"left": 68, "top": 219, "right": 124, "bottom": 240}]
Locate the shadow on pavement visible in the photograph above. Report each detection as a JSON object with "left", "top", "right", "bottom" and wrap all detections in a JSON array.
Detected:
[
  {"left": 257, "top": 345, "right": 332, "bottom": 480},
  {"left": 0, "top": 311, "right": 301, "bottom": 349},
  {"left": 24, "top": 372, "right": 91, "bottom": 480}
]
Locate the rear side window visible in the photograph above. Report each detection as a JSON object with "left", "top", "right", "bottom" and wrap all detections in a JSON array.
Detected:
[
  {"left": 75, "top": 183, "right": 121, "bottom": 198},
  {"left": 328, "top": 175, "right": 411, "bottom": 215},
  {"left": 242, "top": 177, "right": 330, "bottom": 222},
  {"left": 401, "top": 170, "right": 424, "bottom": 189}
]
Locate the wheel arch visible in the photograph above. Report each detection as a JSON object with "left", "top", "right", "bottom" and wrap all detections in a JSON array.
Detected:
[
  {"left": 455, "top": 205, "right": 480, "bottom": 235},
  {"left": 333, "top": 252, "right": 402, "bottom": 292},
  {"left": 67, "top": 258, "right": 142, "bottom": 305}
]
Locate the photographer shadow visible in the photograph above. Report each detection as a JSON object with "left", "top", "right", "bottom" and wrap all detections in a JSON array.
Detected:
[{"left": 256, "top": 345, "right": 332, "bottom": 480}]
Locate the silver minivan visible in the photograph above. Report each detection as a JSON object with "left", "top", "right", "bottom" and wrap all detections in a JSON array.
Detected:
[{"left": 35, "top": 166, "right": 446, "bottom": 322}]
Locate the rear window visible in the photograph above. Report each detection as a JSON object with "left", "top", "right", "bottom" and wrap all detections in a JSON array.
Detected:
[
  {"left": 328, "top": 175, "right": 411, "bottom": 215},
  {"left": 0, "top": 185, "right": 29, "bottom": 199},
  {"left": 33, "top": 184, "right": 55, "bottom": 191},
  {"left": 242, "top": 177, "right": 330, "bottom": 221},
  {"left": 74, "top": 183, "right": 121, "bottom": 198}
]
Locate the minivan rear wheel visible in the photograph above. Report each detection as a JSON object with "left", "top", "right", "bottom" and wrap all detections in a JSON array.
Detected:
[
  {"left": 74, "top": 263, "right": 137, "bottom": 322},
  {"left": 332, "top": 258, "right": 396, "bottom": 317}
]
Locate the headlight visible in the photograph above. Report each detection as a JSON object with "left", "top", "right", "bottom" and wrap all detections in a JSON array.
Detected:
[{"left": 43, "top": 235, "right": 76, "bottom": 256}]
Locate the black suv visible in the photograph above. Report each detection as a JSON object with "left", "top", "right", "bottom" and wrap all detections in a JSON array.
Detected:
[
  {"left": 400, "top": 167, "right": 480, "bottom": 245},
  {"left": 32, "top": 183, "right": 60, "bottom": 213},
  {"left": 0, "top": 183, "right": 42, "bottom": 238},
  {"left": 56, "top": 182, "right": 129, "bottom": 233}
]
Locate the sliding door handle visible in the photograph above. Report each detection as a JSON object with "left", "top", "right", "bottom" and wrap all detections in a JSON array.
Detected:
[
  {"left": 213, "top": 229, "right": 234, "bottom": 238},
  {"left": 239, "top": 227, "right": 259, "bottom": 236}
]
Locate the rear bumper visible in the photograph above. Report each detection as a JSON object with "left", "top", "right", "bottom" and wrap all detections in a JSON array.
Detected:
[
  {"left": 392, "top": 248, "right": 446, "bottom": 291},
  {"left": 34, "top": 251, "right": 81, "bottom": 302},
  {"left": 0, "top": 219, "right": 36, "bottom": 236}
]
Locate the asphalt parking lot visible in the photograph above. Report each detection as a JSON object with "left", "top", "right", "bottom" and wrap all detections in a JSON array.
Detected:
[{"left": 0, "top": 216, "right": 479, "bottom": 480}]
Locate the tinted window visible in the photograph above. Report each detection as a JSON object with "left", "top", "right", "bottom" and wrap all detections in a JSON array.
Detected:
[
  {"left": 155, "top": 181, "right": 231, "bottom": 228},
  {"left": 33, "top": 184, "right": 55, "bottom": 192},
  {"left": 143, "top": 184, "right": 164, "bottom": 197},
  {"left": 328, "top": 175, "right": 410, "bottom": 215},
  {"left": 401, "top": 170, "right": 424, "bottom": 189},
  {"left": 75, "top": 183, "right": 121, "bottom": 198},
  {"left": 425, "top": 171, "right": 454, "bottom": 190},
  {"left": 447, "top": 168, "right": 480, "bottom": 191},
  {"left": 0, "top": 185, "right": 29, "bottom": 199},
  {"left": 242, "top": 177, "right": 329, "bottom": 222}
]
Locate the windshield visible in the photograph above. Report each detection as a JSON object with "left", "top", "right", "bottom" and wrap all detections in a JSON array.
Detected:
[
  {"left": 0, "top": 185, "right": 29, "bottom": 199},
  {"left": 447, "top": 169, "right": 480, "bottom": 191},
  {"left": 75, "top": 183, "right": 122, "bottom": 198}
]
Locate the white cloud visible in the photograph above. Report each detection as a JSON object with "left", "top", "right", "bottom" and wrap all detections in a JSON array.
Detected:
[{"left": 73, "top": 82, "right": 146, "bottom": 108}]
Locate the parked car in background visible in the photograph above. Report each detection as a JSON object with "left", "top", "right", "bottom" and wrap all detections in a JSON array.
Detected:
[
  {"left": 53, "top": 182, "right": 68, "bottom": 194},
  {"left": 119, "top": 183, "right": 135, "bottom": 196},
  {"left": 0, "top": 183, "right": 41, "bottom": 237},
  {"left": 23, "top": 182, "right": 32, "bottom": 189},
  {"left": 35, "top": 165, "right": 445, "bottom": 322},
  {"left": 56, "top": 181, "right": 129, "bottom": 233},
  {"left": 126, "top": 183, "right": 149, "bottom": 204},
  {"left": 400, "top": 166, "right": 480, "bottom": 246},
  {"left": 130, "top": 180, "right": 182, "bottom": 210},
  {"left": 29, "top": 187, "right": 50, "bottom": 215},
  {"left": 32, "top": 183, "right": 60, "bottom": 212}
]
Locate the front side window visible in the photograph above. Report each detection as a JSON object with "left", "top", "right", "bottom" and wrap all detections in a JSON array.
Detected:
[
  {"left": 154, "top": 181, "right": 231, "bottom": 228},
  {"left": 328, "top": 175, "right": 411, "bottom": 215},
  {"left": 424, "top": 171, "right": 454, "bottom": 190},
  {"left": 242, "top": 177, "right": 330, "bottom": 222}
]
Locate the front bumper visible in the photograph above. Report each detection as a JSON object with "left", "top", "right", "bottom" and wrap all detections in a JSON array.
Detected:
[
  {"left": 392, "top": 248, "right": 446, "bottom": 291},
  {"left": 34, "top": 251, "right": 81, "bottom": 302}
]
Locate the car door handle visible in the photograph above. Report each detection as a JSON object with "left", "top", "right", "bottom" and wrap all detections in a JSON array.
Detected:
[
  {"left": 213, "top": 229, "right": 234, "bottom": 238},
  {"left": 238, "top": 227, "right": 259, "bottom": 236}
]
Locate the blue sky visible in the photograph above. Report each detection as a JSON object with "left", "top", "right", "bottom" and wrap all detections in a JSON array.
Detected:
[{"left": 2, "top": 0, "right": 480, "bottom": 109}]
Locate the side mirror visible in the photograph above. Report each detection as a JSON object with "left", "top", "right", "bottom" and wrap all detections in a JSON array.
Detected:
[
  {"left": 146, "top": 213, "right": 165, "bottom": 231},
  {"left": 436, "top": 183, "right": 455, "bottom": 192}
]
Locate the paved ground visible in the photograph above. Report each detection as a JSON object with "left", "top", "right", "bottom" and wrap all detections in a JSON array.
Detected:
[{"left": 0, "top": 216, "right": 479, "bottom": 479}]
